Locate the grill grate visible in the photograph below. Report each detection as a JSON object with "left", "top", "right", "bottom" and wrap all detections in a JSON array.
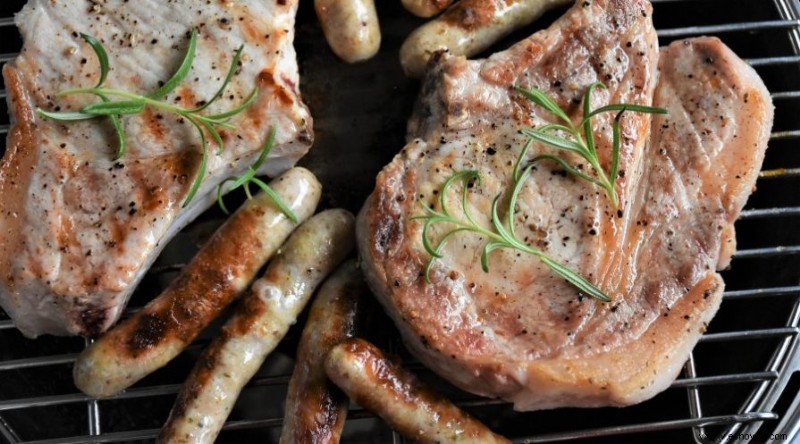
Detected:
[{"left": 1, "top": 0, "right": 799, "bottom": 443}]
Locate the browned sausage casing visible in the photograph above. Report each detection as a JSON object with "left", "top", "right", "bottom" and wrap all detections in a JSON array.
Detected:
[
  {"left": 400, "top": 0, "right": 572, "bottom": 77},
  {"left": 158, "top": 209, "right": 355, "bottom": 444},
  {"left": 73, "top": 167, "right": 322, "bottom": 398},
  {"left": 325, "top": 338, "right": 511, "bottom": 444},
  {"left": 279, "top": 260, "right": 368, "bottom": 444}
]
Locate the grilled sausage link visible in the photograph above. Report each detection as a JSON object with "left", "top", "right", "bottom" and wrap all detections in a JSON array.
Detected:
[
  {"left": 158, "top": 209, "right": 355, "bottom": 444},
  {"left": 279, "top": 260, "right": 368, "bottom": 444},
  {"left": 400, "top": 0, "right": 572, "bottom": 77},
  {"left": 401, "top": 0, "right": 455, "bottom": 18},
  {"left": 73, "top": 167, "right": 322, "bottom": 398},
  {"left": 315, "top": 0, "right": 381, "bottom": 63},
  {"left": 325, "top": 339, "right": 510, "bottom": 444}
]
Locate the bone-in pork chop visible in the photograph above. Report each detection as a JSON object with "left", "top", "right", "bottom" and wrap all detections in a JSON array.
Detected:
[
  {"left": 0, "top": 0, "right": 312, "bottom": 337},
  {"left": 357, "top": 0, "right": 772, "bottom": 410}
]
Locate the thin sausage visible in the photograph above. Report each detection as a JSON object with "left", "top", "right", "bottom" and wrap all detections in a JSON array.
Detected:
[
  {"left": 158, "top": 209, "right": 355, "bottom": 444},
  {"left": 401, "top": 0, "right": 455, "bottom": 18},
  {"left": 279, "top": 260, "right": 368, "bottom": 444},
  {"left": 315, "top": 0, "right": 381, "bottom": 63},
  {"left": 400, "top": 0, "right": 572, "bottom": 77},
  {"left": 325, "top": 338, "right": 511, "bottom": 444},
  {"left": 73, "top": 167, "right": 322, "bottom": 398}
]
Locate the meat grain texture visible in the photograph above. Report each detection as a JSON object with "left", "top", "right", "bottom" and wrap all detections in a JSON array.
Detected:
[
  {"left": 358, "top": 0, "right": 773, "bottom": 410},
  {"left": 0, "top": 0, "right": 312, "bottom": 337}
]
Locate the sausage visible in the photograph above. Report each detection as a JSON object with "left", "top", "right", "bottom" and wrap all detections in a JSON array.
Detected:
[
  {"left": 315, "top": 0, "right": 381, "bottom": 63},
  {"left": 324, "top": 338, "right": 510, "bottom": 444},
  {"left": 401, "top": 0, "right": 455, "bottom": 18},
  {"left": 279, "top": 260, "right": 368, "bottom": 444},
  {"left": 399, "top": 0, "right": 572, "bottom": 77},
  {"left": 158, "top": 209, "right": 355, "bottom": 444},
  {"left": 73, "top": 167, "right": 322, "bottom": 398}
]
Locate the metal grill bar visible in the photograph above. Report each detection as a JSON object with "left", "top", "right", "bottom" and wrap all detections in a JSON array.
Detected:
[
  {"left": 740, "top": 207, "right": 800, "bottom": 219},
  {"left": 700, "top": 327, "right": 799, "bottom": 342},
  {"left": 0, "top": 366, "right": 782, "bottom": 414},
  {"left": 657, "top": 20, "right": 800, "bottom": 37},
  {"left": 770, "top": 130, "right": 800, "bottom": 140},
  {"left": 0, "top": 354, "right": 76, "bottom": 371},
  {"left": 734, "top": 245, "right": 800, "bottom": 259},
  {"left": 671, "top": 372, "right": 778, "bottom": 388},
  {"left": 514, "top": 412, "right": 779, "bottom": 444},
  {"left": 760, "top": 168, "right": 800, "bottom": 178},
  {"left": 747, "top": 55, "right": 800, "bottom": 66},
  {"left": 724, "top": 286, "right": 800, "bottom": 300}
]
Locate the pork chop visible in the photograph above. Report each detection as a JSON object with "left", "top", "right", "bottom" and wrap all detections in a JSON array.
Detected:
[
  {"left": 0, "top": 0, "right": 312, "bottom": 337},
  {"left": 357, "top": 0, "right": 773, "bottom": 411}
]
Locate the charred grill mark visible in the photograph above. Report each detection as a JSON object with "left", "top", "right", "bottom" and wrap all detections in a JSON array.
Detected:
[
  {"left": 127, "top": 313, "right": 169, "bottom": 355},
  {"left": 440, "top": 0, "right": 496, "bottom": 31},
  {"left": 122, "top": 205, "right": 266, "bottom": 356},
  {"left": 257, "top": 69, "right": 295, "bottom": 106},
  {"left": 297, "top": 384, "right": 345, "bottom": 443},
  {"left": 141, "top": 107, "right": 167, "bottom": 143},
  {"left": 79, "top": 307, "right": 108, "bottom": 338},
  {"left": 0, "top": 66, "right": 39, "bottom": 289},
  {"left": 225, "top": 289, "right": 267, "bottom": 337}
]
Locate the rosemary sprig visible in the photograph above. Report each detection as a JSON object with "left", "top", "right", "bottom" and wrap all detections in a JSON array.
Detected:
[
  {"left": 516, "top": 82, "right": 667, "bottom": 207},
  {"left": 414, "top": 157, "right": 611, "bottom": 302},
  {"left": 36, "top": 30, "right": 260, "bottom": 208},
  {"left": 216, "top": 127, "right": 298, "bottom": 223}
]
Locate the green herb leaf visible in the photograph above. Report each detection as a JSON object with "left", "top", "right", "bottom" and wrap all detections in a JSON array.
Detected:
[
  {"left": 147, "top": 29, "right": 198, "bottom": 100},
  {"left": 251, "top": 176, "right": 298, "bottom": 223},
  {"left": 192, "top": 45, "right": 245, "bottom": 113},
  {"left": 521, "top": 128, "right": 586, "bottom": 154},
  {"left": 37, "top": 110, "right": 95, "bottom": 121},
  {"left": 82, "top": 100, "right": 145, "bottom": 116},
  {"left": 539, "top": 255, "right": 611, "bottom": 302},
  {"left": 205, "top": 87, "right": 259, "bottom": 121},
  {"left": 215, "top": 127, "right": 298, "bottom": 223},
  {"left": 80, "top": 34, "right": 110, "bottom": 88},
  {"left": 515, "top": 86, "right": 572, "bottom": 125},
  {"left": 183, "top": 117, "right": 208, "bottom": 207},
  {"left": 109, "top": 113, "right": 126, "bottom": 160}
]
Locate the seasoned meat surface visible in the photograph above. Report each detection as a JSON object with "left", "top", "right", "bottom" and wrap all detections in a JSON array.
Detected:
[
  {"left": 0, "top": 0, "right": 312, "bottom": 337},
  {"left": 358, "top": 0, "right": 772, "bottom": 410}
]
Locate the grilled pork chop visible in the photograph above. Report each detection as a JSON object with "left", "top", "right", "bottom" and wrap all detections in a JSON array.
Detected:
[
  {"left": 0, "top": 0, "right": 312, "bottom": 337},
  {"left": 358, "top": 0, "right": 773, "bottom": 411}
]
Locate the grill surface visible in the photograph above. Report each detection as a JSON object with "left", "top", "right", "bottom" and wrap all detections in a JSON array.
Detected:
[{"left": 1, "top": 0, "right": 799, "bottom": 443}]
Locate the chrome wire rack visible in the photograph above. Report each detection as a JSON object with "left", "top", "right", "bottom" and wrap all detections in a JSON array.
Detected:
[{"left": 1, "top": 0, "right": 800, "bottom": 443}]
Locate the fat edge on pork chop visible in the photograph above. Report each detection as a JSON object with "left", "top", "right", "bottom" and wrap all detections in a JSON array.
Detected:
[
  {"left": 0, "top": 0, "right": 313, "bottom": 337},
  {"left": 358, "top": 0, "right": 773, "bottom": 411}
]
